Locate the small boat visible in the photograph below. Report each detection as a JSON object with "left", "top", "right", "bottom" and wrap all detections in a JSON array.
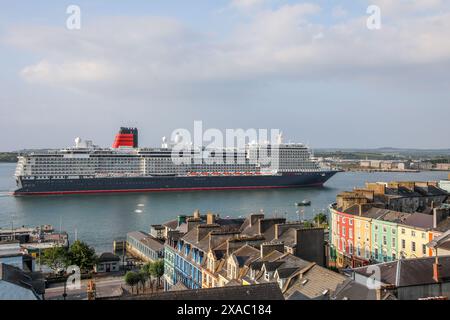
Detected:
[{"left": 296, "top": 200, "right": 311, "bottom": 207}]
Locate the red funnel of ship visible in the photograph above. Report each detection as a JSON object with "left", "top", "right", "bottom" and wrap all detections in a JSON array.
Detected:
[{"left": 112, "top": 127, "right": 138, "bottom": 148}]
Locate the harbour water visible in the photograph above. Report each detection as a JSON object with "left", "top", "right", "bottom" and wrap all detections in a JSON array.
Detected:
[{"left": 0, "top": 163, "right": 448, "bottom": 253}]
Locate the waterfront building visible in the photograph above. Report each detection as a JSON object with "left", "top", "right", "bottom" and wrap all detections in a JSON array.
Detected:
[
  {"left": 164, "top": 211, "right": 245, "bottom": 290},
  {"left": 329, "top": 181, "right": 450, "bottom": 268},
  {"left": 0, "top": 241, "right": 34, "bottom": 272},
  {"left": 0, "top": 263, "right": 45, "bottom": 300},
  {"left": 163, "top": 210, "right": 328, "bottom": 290},
  {"left": 94, "top": 252, "right": 121, "bottom": 273},
  {"left": 397, "top": 212, "right": 440, "bottom": 259},
  {"left": 126, "top": 231, "right": 164, "bottom": 263},
  {"left": 371, "top": 210, "right": 408, "bottom": 263}
]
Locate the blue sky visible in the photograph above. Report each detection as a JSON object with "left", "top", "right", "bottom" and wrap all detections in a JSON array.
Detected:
[{"left": 1, "top": 0, "right": 450, "bottom": 150}]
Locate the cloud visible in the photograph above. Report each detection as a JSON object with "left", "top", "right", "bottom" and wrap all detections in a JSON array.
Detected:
[
  {"left": 230, "top": 0, "right": 266, "bottom": 12},
  {"left": 4, "top": 1, "right": 450, "bottom": 97}
]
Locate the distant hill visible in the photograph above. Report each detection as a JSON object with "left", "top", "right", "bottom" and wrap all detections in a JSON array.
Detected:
[
  {"left": 0, "top": 152, "right": 18, "bottom": 163},
  {"left": 314, "top": 148, "right": 450, "bottom": 160}
]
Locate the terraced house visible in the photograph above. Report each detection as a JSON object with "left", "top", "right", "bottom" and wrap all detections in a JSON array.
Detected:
[{"left": 329, "top": 181, "right": 450, "bottom": 268}]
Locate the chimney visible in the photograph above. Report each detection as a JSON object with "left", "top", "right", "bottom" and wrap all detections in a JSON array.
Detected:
[
  {"left": 193, "top": 209, "right": 201, "bottom": 219},
  {"left": 209, "top": 231, "right": 240, "bottom": 249},
  {"left": 250, "top": 213, "right": 264, "bottom": 227},
  {"left": 258, "top": 218, "right": 286, "bottom": 235},
  {"left": 275, "top": 222, "right": 304, "bottom": 239},
  {"left": 177, "top": 215, "right": 187, "bottom": 227},
  {"left": 260, "top": 242, "right": 284, "bottom": 259},
  {"left": 433, "top": 257, "right": 442, "bottom": 283},
  {"left": 359, "top": 204, "right": 363, "bottom": 216},
  {"left": 186, "top": 217, "right": 202, "bottom": 232},
  {"left": 197, "top": 224, "right": 220, "bottom": 242},
  {"left": 207, "top": 212, "right": 216, "bottom": 225}
]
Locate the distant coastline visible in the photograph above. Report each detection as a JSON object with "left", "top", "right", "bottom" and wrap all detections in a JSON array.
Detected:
[{"left": 0, "top": 152, "right": 18, "bottom": 163}]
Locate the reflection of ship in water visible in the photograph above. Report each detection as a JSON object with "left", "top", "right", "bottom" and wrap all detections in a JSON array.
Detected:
[{"left": 0, "top": 224, "right": 69, "bottom": 252}]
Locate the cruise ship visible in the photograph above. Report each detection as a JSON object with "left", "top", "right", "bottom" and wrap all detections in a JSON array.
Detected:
[{"left": 13, "top": 128, "right": 339, "bottom": 196}]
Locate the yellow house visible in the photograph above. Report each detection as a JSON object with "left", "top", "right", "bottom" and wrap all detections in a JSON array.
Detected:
[
  {"left": 398, "top": 224, "right": 431, "bottom": 259},
  {"left": 202, "top": 249, "right": 226, "bottom": 288},
  {"left": 353, "top": 215, "right": 372, "bottom": 263}
]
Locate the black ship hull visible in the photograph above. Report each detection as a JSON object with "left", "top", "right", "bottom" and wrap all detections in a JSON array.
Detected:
[{"left": 14, "top": 171, "right": 338, "bottom": 196}]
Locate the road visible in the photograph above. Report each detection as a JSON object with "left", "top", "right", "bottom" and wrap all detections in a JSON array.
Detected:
[{"left": 45, "top": 276, "right": 127, "bottom": 300}]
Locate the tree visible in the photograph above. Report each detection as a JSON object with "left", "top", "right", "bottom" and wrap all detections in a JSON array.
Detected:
[
  {"left": 66, "top": 240, "right": 97, "bottom": 272},
  {"left": 149, "top": 260, "right": 164, "bottom": 289},
  {"left": 41, "top": 246, "right": 68, "bottom": 273},
  {"left": 124, "top": 271, "right": 140, "bottom": 294},
  {"left": 313, "top": 212, "right": 328, "bottom": 226},
  {"left": 138, "top": 269, "right": 149, "bottom": 293}
]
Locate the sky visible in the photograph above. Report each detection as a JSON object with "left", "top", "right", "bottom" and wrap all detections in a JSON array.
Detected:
[{"left": 1, "top": 0, "right": 450, "bottom": 151}]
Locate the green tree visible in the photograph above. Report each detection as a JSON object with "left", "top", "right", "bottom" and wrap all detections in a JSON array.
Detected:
[
  {"left": 66, "top": 240, "right": 97, "bottom": 272},
  {"left": 41, "top": 246, "right": 68, "bottom": 273},
  {"left": 124, "top": 271, "right": 140, "bottom": 294},
  {"left": 138, "top": 268, "right": 149, "bottom": 293},
  {"left": 313, "top": 212, "right": 328, "bottom": 226},
  {"left": 149, "top": 260, "right": 164, "bottom": 289}
]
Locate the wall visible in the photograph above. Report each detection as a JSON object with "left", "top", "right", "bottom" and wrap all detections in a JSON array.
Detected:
[
  {"left": 294, "top": 228, "right": 325, "bottom": 266},
  {"left": 398, "top": 226, "right": 430, "bottom": 259},
  {"left": 353, "top": 216, "right": 372, "bottom": 261},
  {"left": 371, "top": 220, "right": 398, "bottom": 263},
  {"left": 397, "top": 283, "right": 450, "bottom": 300}
]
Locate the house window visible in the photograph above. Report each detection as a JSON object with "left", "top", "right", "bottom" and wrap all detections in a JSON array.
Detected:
[
  {"left": 365, "top": 223, "right": 369, "bottom": 230},
  {"left": 392, "top": 252, "right": 396, "bottom": 260},
  {"left": 411, "top": 231, "right": 416, "bottom": 237},
  {"left": 421, "top": 233, "right": 426, "bottom": 239},
  {"left": 365, "top": 247, "right": 370, "bottom": 259},
  {"left": 392, "top": 229, "right": 396, "bottom": 235},
  {"left": 411, "top": 241, "right": 416, "bottom": 252},
  {"left": 422, "top": 244, "right": 427, "bottom": 255},
  {"left": 401, "top": 228, "right": 405, "bottom": 235},
  {"left": 383, "top": 236, "right": 387, "bottom": 246},
  {"left": 349, "top": 242, "right": 353, "bottom": 255},
  {"left": 392, "top": 237, "right": 396, "bottom": 245},
  {"left": 402, "top": 239, "right": 406, "bottom": 249},
  {"left": 374, "top": 234, "right": 378, "bottom": 242},
  {"left": 265, "top": 272, "right": 270, "bottom": 281},
  {"left": 383, "top": 227, "right": 387, "bottom": 233},
  {"left": 349, "top": 229, "right": 353, "bottom": 239},
  {"left": 342, "top": 227, "right": 346, "bottom": 237},
  {"left": 374, "top": 225, "right": 378, "bottom": 231},
  {"left": 349, "top": 220, "right": 353, "bottom": 226},
  {"left": 374, "top": 248, "right": 379, "bottom": 260},
  {"left": 342, "top": 217, "right": 346, "bottom": 224},
  {"left": 357, "top": 245, "right": 361, "bottom": 257}
]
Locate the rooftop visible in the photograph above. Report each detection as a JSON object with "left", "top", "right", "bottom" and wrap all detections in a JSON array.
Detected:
[
  {"left": 353, "top": 256, "right": 450, "bottom": 287},
  {"left": 115, "top": 283, "right": 285, "bottom": 300}
]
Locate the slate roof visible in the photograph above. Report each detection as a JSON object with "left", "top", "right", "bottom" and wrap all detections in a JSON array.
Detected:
[
  {"left": 283, "top": 264, "right": 347, "bottom": 300},
  {"left": 162, "top": 219, "right": 178, "bottom": 230},
  {"left": 331, "top": 278, "right": 378, "bottom": 300},
  {"left": 232, "top": 245, "right": 260, "bottom": 267},
  {"left": 0, "top": 263, "right": 45, "bottom": 298},
  {"left": 98, "top": 252, "right": 120, "bottom": 263},
  {"left": 353, "top": 256, "right": 450, "bottom": 287},
  {"left": 401, "top": 213, "right": 433, "bottom": 229},
  {"left": 127, "top": 231, "right": 164, "bottom": 251},
  {"left": 116, "top": 283, "right": 285, "bottom": 300}
]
